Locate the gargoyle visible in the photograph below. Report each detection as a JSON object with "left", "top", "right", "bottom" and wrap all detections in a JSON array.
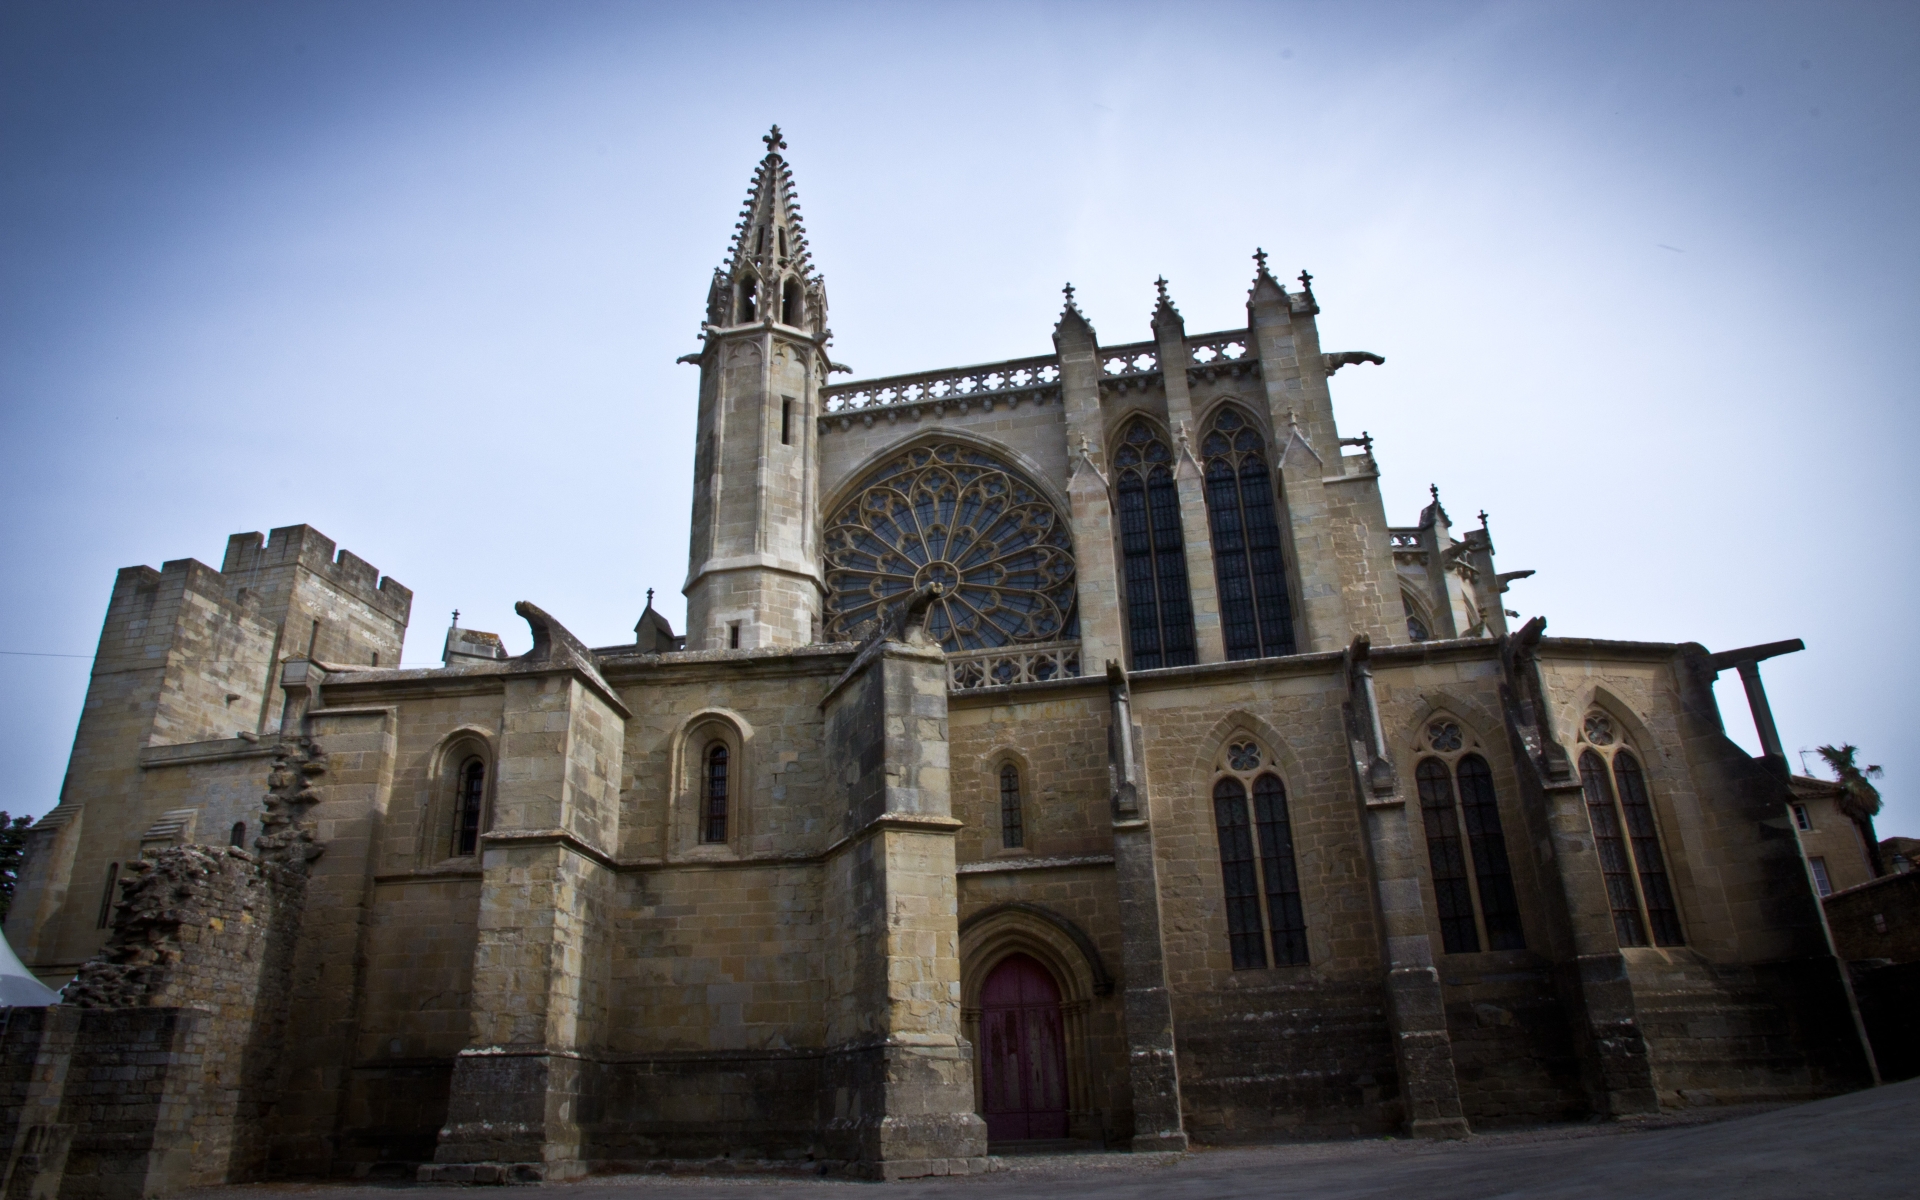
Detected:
[{"left": 1323, "top": 351, "right": 1386, "bottom": 375}]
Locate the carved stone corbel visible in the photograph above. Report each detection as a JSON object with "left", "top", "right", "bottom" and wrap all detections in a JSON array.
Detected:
[
  {"left": 1342, "top": 635, "right": 1398, "bottom": 803},
  {"left": 1499, "top": 616, "right": 1574, "bottom": 785}
]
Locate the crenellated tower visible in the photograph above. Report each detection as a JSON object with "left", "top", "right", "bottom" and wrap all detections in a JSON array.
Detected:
[{"left": 683, "top": 126, "right": 832, "bottom": 650}]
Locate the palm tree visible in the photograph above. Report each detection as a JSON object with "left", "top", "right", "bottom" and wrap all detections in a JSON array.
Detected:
[{"left": 1816, "top": 743, "right": 1887, "bottom": 878}]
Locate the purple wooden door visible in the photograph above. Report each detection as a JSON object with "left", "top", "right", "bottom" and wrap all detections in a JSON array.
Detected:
[{"left": 979, "top": 953, "right": 1068, "bottom": 1142}]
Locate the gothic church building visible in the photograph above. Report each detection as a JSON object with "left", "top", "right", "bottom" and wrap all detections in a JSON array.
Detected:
[{"left": 1, "top": 129, "right": 1873, "bottom": 1187}]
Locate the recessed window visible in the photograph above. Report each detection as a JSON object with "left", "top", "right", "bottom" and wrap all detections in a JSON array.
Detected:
[
  {"left": 704, "top": 744, "right": 730, "bottom": 843},
  {"left": 999, "top": 762, "right": 1025, "bottom": 849},
  {"left": 454, "top": 757, "right": 486, "bottom": 857},
  {"left": 1578, "top": 712, "right": 1684, "bottom": 947},
  {"left": 782, "top": 277, "right": 803, "bottom": 325},
  {"left": 97, "top": 862, "right": 120, "bottom": 929},
  {"left": 230, "top": 821, "right": 247, "bottom": 848},
  {"left": 1211, "top": 739, "right": 1307, "bottom": 969},
  {"left": 781, "top": 397, "right": 793, "bottom": 445},
  {"left": 737, "top": 278, "right": 757, "bottom": 322},
  {"left": 1200, "top": 407, "right": 1295, "bottom": 660},
  {"left": 729, "top": 622, "right": 741, "bottom": 650},
  {"left": 1413, "top": 718, "right": 1524, "bottom": 953},
  {"left": 1114, "top": 418, "right": 1196, "bottom": 671},
  {"left": 1792, "top": 803, "right": 1812, "bottom": 831}
]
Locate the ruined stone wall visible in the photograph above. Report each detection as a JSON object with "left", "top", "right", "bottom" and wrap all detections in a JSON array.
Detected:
[{"left": 2, "top": 842, "right": 311, "bottom": 1197}]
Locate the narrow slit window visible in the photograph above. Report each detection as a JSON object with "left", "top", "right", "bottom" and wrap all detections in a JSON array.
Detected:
[
  {"left": 97, "top": 862, "right": 120, "bottom": 929},
  {"left": 1252, "top": 774, "right": 1308, "bottom": 965},
  {"left": 729, "top": 622, "right": 741, "bottom": 650},
  {"left": 782, "top": 277, "right": 802, "bottom": 325},
  {"left": 704, "top": 744, "right": 730, "bottom": 843},
  {"left": 1213, "top": 777, "right": 1267, "bottom": 969},
  {"left": 1581, "top": 750, "right": 1648, "bottom": 947},
  {"left": 999, "top": 762, "right": 1025, "bottom": 849},
  {"left": 781, "top": 398, "right": 793, "bottom": 446},
  {"left": 454, "top": 757, "right": 486, "bottom": 857},
  {"left": 230, "top": 821, "right": 247, "bottom": 848},
  {"left": 737, "top": 278, "right": 757, "bottom": 322}
]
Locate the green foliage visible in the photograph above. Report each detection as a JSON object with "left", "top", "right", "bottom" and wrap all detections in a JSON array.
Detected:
[
  {"left": 0, "top": 812, "right": 33, "bottom": 922},
  {"left": 1816, "top": 743, "right": 1885, "bottom": 823}
]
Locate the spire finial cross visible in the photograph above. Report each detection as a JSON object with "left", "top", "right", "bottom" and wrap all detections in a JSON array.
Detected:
[
  {"left": 1155, "top": 275, "right": 1170, "bottom": 303},
  {"left": 763, "top": 124, "right": 786, "bottom": 154},
  {"left": 1062, "top": 282, "right": 1077, "bottom": 309},
  {"left": 646, "top": 588, "right": 655, "bottom": 608},
  {"left": 1253, "top": 247, "right": 1269, "bottom": 274},
  {"left": 1429, "top": 483, "right": 1440, "bottom": 504},
  {"left": 451, "top": 609, "right": 460, "bottom": 628},
  {"left": 1298, "top": 268, "right": 1314, "bottom": 290},
  {"left": 1478, "top": 509, "right": 1489, "bottom": 529}
]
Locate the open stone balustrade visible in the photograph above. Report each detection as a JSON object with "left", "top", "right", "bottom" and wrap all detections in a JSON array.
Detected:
[{"left": 946, "top": 639, "right": 1082, "bottom": 691}]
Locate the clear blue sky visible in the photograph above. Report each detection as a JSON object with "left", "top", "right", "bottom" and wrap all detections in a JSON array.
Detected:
[{"left": 2, "top": 1, "right": 1915, "bottom": 834}]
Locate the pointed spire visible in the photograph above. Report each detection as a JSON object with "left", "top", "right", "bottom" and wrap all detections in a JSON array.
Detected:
[
  {"left": 1247, "top": 246, "right": 1287, "bottom": 308},
  {"left": 1151, "top": 275, "right": 1184, "bottom": 338},
  {"left": 1297, "top": 268, "right": 1319, "bottom": 314},
  {"left": 1053, "top": 281, "right": 1095, "bottom": 346},
  {"left": 713, "top": 126, "right": 826, "bottom": 333}
]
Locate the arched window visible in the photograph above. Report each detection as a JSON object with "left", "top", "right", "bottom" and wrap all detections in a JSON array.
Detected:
[
  {"left": 737, "top": 277, "right": 757, "bottom": 322},
  {"left": 1211, "top": 738, "right": 1307, "bottom": 969},
  {"left": 1200, "top": 408, "right": 1295, "bottom": 660},
  {"left": 1113, "top": 419, "right": 1196, "bottom": 670},
  {"left": 1577, "top": 710, "right": 1683, "bottom": 946},
  {"left": 822, "top": 444, "right": 1077, "bottom": 651},
  {"left": 704, "top": 743, "right": 730, "bottom": 843},
  {"left": 230, "top": 821, "right": 247, "bottom": 848},
  {"left": 782, "top": 277, "right": 803, "bottom": 325},
  {"left": 454, "top": 757, "right": 486, "bottom": 857},
  {"left": 1413, "top": 719, "right": 1524, "bottom": 953},
  {"left": 1403, "top": 592, "right": 1431, "bottom": 642},
  {"left": 999, "top": 762, "right": 1025, "bottom": 849}
]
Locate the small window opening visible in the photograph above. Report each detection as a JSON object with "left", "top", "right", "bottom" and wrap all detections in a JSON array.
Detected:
[
  {"left": 1791, "top": 803, "right": 1812, "bottom": 831},
  {"left": 777, "top": 228, "right": 788, "bottom": 258},
  {"left": 781, "top": 398, "right": 793, "bottom": 445},
  {"left": 454, "top": 757, "right": 486, "bottom": 857},
  {"left": 704, "top": 744, "right": 730, "bottom": 843},
  {"left": 230, "top": 821, "right": 247, "bottom": 848},
  {"left": 999, "top": 763, "right": 1025, "bottom": 849},
  {"left": 371, "top": 651, "right": 379, "bottom": 667},
  {"left": 755, "top": 224, "right": 767, "bottom": 255},
  {"left": 1809, "top": 856, "right": 1833, "bottom": 897},
  {"left": 781, "top": 277, "right": 802, "bottom": 325},
  {"left": 729, "top": 622, "right": 741, "bottom": 650},
  {"left": 97, "top": 862, "right": 120, "bottom": 929},
  {"left": 737, "top": 278, "right": 757, "bottom": 323}
]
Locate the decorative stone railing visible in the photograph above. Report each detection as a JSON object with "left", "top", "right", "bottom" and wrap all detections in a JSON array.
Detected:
[
  {"left": 1185, "top": 330, "right": 1258, "bottom": 383},
  {"left": 947, "top": 640, "right": 1082, "bottom": 691},
  {"left": 1389, "top": 529, "right": 1424, "bottom": 549},
  {"left": 821, "top": 354, "right": 1061, "bottom": 415},
  {"left": 1100, "top": 342, "right": 1159, "bottom": 378}
]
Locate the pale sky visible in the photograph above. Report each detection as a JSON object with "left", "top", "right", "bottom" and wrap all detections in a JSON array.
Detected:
[{"left": 2, "top": 1, "right": 1915, "bottom": 835}]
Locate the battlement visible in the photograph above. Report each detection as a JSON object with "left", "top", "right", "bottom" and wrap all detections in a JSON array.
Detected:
[{"left": 221, "top": 525, "right": 413, "bottom": 621}]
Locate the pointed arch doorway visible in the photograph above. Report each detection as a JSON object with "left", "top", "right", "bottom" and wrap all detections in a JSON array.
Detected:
[{"left": 978, "top": 953, "right": 1069, "bottom": 1142}]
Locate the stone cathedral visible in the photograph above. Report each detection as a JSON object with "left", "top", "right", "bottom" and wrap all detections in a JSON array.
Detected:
[{"left": 0, "top": 128, "right": 1876, "bottom": 1191}]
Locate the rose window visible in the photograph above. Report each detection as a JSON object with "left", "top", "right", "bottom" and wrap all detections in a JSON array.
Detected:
[{"left": 823, "top": 444, "right": 1077, "bottom": 651}]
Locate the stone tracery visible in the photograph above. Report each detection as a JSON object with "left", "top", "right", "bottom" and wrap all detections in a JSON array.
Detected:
[{"left": 823, "top": 443, "right": 1077, "bottom": 651}]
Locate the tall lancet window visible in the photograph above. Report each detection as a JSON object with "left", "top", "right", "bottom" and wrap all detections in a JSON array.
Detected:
[
  {"left": 1114, "top": 419, "right": 1196, "bottom": 670},
  {"left": 1200, "top": 407, "right": 1296, "bottom": 660}
]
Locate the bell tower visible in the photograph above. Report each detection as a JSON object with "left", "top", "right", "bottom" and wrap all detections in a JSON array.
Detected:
[{"left": 683, "top": 126, "right": 831, "bottom": 650}]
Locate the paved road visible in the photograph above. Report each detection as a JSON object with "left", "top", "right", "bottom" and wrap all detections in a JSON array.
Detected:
[{"left": 213, "top": 1079, "right": 1920, "bottom": 1200}]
